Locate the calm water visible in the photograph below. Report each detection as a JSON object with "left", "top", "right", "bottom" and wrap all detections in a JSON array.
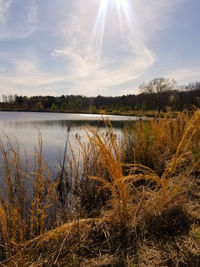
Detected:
[{"left": 0, "top": 111, "right": 139, "bottom": 172}]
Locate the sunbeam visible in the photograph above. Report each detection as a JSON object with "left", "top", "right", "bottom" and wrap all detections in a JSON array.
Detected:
[
  {"left": 115, "top": 0, "right": 132, "bottom": 27},
  {"left": 91, "top": 0, "right": 109, "bottom": 68},
  {"left": 90, "top": 0, "right": 132, "bottom": 70}
]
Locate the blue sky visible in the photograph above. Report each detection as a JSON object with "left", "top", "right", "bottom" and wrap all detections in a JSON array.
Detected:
[{"left": 0, "top": 0, "right": 199, "bottom": 96}]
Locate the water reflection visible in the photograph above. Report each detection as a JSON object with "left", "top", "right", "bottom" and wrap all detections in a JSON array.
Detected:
[
  {"left": 2, "top": 119, "right": 129, "bottom": 129},
  {"left": 0, "top": 112, "right": 137, "bottom": 172}
]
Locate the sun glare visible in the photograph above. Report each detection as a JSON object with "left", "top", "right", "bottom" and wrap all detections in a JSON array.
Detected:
[
  {"left": 95, "top": 0, "right": 131, "bottom": 39},
  {"left": 90, "top": 0, "right": 131, "bottom": 70},
  {"left": 106, "top": 0, "right": 130, "bottom": 13}
]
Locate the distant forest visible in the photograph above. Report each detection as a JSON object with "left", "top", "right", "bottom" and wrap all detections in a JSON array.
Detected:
[{"left": 1, "top": 78, "right": 200, "bottom": 114}]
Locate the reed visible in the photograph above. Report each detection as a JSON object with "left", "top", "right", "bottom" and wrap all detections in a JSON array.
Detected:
[
  {"left": 0, "top": 135, "right": 58, "bottom": 262},
  {"left": 0, "top": 110, "right": 200, "bottom": 265},
  {"left": 122, "top": 111, "right": 194, "bottom": 174}
]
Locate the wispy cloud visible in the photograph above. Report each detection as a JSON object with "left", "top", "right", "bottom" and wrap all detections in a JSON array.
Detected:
[
  {"left": 0, "top": 0, "right": 12, "bottom": 24},
  {"left": 132, "top": 0, "right": 185, "bottom": 39},
  {"left": 28, "top": 1, "right": 39, "bottom": 24},
  {"left": 0, "top": 0, "right": 187, "bottom": 96},
  {"left": 51, "top": 0, "right": 184, "bottom": 95},
  {"left": 0, "top": 56, "right": 66, "bottom": 96},
  {"left": 0, "top": 0, "right": 38, "bottom": 40}
]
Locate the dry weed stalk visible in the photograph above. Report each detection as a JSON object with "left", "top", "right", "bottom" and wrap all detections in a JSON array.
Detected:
[
  {"left": 122, "top": 112, "right": 190, "bottom": 173},
  {"left": 0, "top": 110, "right": 200, "bottom": 265},
  {"left": 0, "top": 135, "right": 58, "bottom": 261},
  {"left": 83, "top": 111, "right": 200, "bottom": 221}
]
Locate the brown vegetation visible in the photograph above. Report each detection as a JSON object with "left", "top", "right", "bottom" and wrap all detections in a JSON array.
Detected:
[{"left": 0, "top": 111, "right": 200, "bottom": 266}]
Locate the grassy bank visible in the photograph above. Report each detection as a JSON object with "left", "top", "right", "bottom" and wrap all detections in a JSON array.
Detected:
[
  {"left": 0, "top": 111, "right": 200, "bottom": 266},
  {"left": 0, "top": 108, "right": 181, "bottom": 118}
]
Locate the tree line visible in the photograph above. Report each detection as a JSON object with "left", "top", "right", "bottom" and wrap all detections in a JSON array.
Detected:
[{"left": 1, "top": 78, "right": 200, "bottom": 113}]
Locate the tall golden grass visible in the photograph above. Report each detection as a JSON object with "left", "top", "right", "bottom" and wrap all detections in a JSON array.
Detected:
[
  {"left": 122, "top": 111, "right": 197, "bottom": 173},
  {"left": 0, "top": 110, "right": 200, "bottom": 265},
  {"left": 0, "top": 134, "right": 58, "bottom": 261},
  {"left": 82, "top": 111, "right": 200, "bottom": 222}
]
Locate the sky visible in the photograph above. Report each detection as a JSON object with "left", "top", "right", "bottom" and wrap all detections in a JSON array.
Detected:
[{"left": 0, "top": 0, "right": 200, "bottom": 97}]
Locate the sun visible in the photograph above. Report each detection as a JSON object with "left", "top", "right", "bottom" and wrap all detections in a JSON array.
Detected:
[
  {"left": 113, "top": 0, "right": 126, "bottom": 6},
  {"left": 102, "top": 0, "right": 130, "bottom": 11},
  {"left": 99, "top": 0, "right": 131, "bottom": 27}
]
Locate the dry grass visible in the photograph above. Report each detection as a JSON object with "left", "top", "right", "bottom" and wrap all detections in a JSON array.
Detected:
[
  {"left": 0, "top": 134, "right": 58, "bottom": 263},
  {"left": 0, "top": 110, "right": 200, "bottom": 266},
  {"left": 122, "top": 111, "right": 193, "bottom": 175}
]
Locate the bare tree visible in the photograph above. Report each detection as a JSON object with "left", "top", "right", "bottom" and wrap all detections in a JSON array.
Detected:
[{"left": 140, "top": 77, "right": 177, "bottom": 94}]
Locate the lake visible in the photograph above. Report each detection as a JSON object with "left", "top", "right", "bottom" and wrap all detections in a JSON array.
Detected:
[{"left": 0, "top": 112, "right": 139, "bottom": 173}]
